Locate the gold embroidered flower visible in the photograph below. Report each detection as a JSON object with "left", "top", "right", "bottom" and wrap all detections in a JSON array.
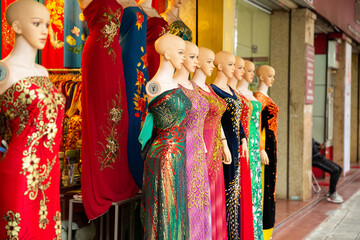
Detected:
[
  {"left": 101, "top": 21, "right": 117, "bottom": 49},
  {"left": 45, "top": 107, "right": 56, "bottom": 120},
  {"left": 39, "top": 201, "right": 49, "bottom": 229},
  {"left": 53, "top": 212, "right": 62, "bottom": 239},
  {"left": 54, "top": 92, "right": 64, "bottom": 106},
  {"left": 3, "top": 211, "right": 21, "bottom": 239},
  {"left": 81, "top": 34, "right": 85, "bottom": 41},
  {"left": 46, "top": 122, "right": 58, "bottom": 141},
  {"left": 79, "top": 13, "right": 85, "bottom": 21},
  {"left": 66, "top": 35, "right": 76, "bottom": 46},
  {"left": 37, "top": 89, "right": 53, "bottom": 105},
  {"left": 110, "top": 108, "right": 122, "bottom": 124},
  {"left": 22, "top": 154, "right": 40, "bottom": 173},
  {"left": 106, "top": 139, "right": 118, "bottom": 154},
  {"left": 19, "top": 88, "right": 36, "bottom": 105},
  {"left": 5, "top": 109, "right": 15, "bottom": 119},
  {"left": 26, "top": 170, "right": 40, "bottom": 189}
]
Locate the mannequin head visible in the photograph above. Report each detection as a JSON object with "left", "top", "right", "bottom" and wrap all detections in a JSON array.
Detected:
[
  {"left": 197, "top": 47, "right": 215, "bottom": 76},
  {"left": 183, "top": 41, "right": 199, "bottom": 73},
  {"left": 214, "top": 51, "right": 235, "bottom": 79},
  {"left": 233, "top": 56, "right": 245, "bottom": 81},
  {"left": 168, "top": 0, "right": 183, "bottom": 8},
  {"left": 155, "top": 34, "right": 185, "bottom": 70},
  {"left": 6, "top": 0, "right": 50, "bottom": 50},
  {"left": 243, "top": 60, "right": 255, "bottom": 83},
  {"left": 256, "top": 65, "right": 275, "bottom": 87}
]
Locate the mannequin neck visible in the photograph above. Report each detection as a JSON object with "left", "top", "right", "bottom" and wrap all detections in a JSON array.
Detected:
[
  {"left": 212, "top": 71, "right": 231, "bottom": 92},
  {"left": 155, "top": 56, "right": 177, "bottom": 81},
  {"left": 191, "top": 68, "right": 210, "bottom": 91},
  {"left": 121, "top": 0, "right": 137, "bottom": 8},
  {"left": 228, "top": 76, "right": 238, "bottom": 90},
  {"left": 257, "top": 81, "right": 269, "bottom": 96},
  {"left": 174, "top": 65, "right": 193, "bottom": 89},
  {"left": 6, "top": 35, "right": 38, "bottom": 67},
  {"left": 236, "top": 79, "right": 250, "bottom": 91}
]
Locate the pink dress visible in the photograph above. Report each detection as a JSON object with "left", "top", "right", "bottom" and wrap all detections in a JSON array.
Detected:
[
  {"left": 199, "top": 85, "right": 228, "bottom": 240},
  {"left": 180, "top": 82, "right": 211, "bottom": 239}
]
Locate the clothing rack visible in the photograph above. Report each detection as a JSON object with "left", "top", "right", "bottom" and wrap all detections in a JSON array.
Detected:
[{"left": 48, "top": 68, "right": 82, "bottom": 73}]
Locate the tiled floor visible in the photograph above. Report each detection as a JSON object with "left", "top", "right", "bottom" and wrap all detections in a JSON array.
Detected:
[{"left": 272, "top": 165, "right": 360, "bottom": 240}]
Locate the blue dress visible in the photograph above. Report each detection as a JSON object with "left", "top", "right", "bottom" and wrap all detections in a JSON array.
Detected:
[
  {"left": 211, "top": 85, "right": 246, "bottom": 240},
  {"left": 119, "top": 6, "right": 149, "bottom": 188}
]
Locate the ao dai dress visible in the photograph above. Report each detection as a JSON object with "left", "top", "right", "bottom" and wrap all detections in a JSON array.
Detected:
[
  {"left": 249, "top": 100, "right": 264, "bottom": 240},
  {"left": 141, "top": 88, "right": 191, "bottom": 240},
  {"left": 199, "top": 86, "right": 228, "bottom": 240},
  {"left": 254, "top": 92, "right": 279, "bottom": 231},
  {"left": 180, "top": 82, "right": 211, "bottom": 240},
  {"left": 211, "top": 85, "right": 246, "bottom": 240},
  {"left": 119, "top": 6, "right": 149, "bottom": 189}
]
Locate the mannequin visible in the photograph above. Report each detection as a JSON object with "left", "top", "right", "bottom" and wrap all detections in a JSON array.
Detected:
[
  {"left": 211, "top": 51, "right": 248, "bottom": 240},
  {"left": 0, "top": 1, "right": 64, "bottom": 239},
  {"left": 192, "top": 47, "right": 228, "bottom": 240},
  {"left": 119, "top": 0, "right": 149, "bottom": 189},
  {"left": 140, "top": 33, "right": 190, "bottom": 239},
  {"left": 237, "top": 60, "right": 264, "bottom": 240},
  {"left": 174, "top": 41, "right": 211, "bottom": 239},
  {"left": 138, "top": 0, "right": 160, "bottom": 17},
  {"left": 230, "top": 56, "right": 255, "bottom": 240},
  {"left": 161, "top": 0, "right": 192, "bottom": 41},
  {"left": 79, "top": 0, "right": 138, "bottom": 221},
  {"left": 254, "top": 65, "right": 279, "bottom": 240}
]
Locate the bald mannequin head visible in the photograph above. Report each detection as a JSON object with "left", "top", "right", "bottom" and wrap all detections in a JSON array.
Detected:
[
  {"left": 243, "top": 60, "right": 255, "bottom": 83},
  {"left": 198, "top": 47, "right": 215, "bottom": 76},
  {"left": 6, "top": 0, "right": 49, "bottom": 26},
  {"left": 155, "top": 34, "right": 185, "bottom": 69},
  {"left": 214, "top": 51, "right": 235, "bottom": 79},
  {"left": 256, "top": 65, "right": 275, "bottom": 87},
  {"left": 183, "top": 41, "right": 199, "bottom": 73},
  {"left": 233, "top": 56, "right": 245, "bottom": 81}
]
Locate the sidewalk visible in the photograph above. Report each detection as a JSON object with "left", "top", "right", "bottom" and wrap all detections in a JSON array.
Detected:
[{"left": 273, "top": 165, "right": 360, "bottom": 240}]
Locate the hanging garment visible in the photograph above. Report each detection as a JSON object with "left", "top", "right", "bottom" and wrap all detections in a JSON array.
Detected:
[
  {"left": 81, "top": 0, "right": 138, "bottom": 220},
  {"left": 119, "top": 6, "right": 149, "bottom": 189},
  {"left": 146, "top": 17, "right": 168, "bottom": 79},
  {"left": 168, "top": 20, "right": 192, "bottom": 42},
  {"left": 1, "top": 0, "right": 16, "bottom": 59},
  {"left": 0, "top": 76, "right": 65, "bottom": 239}
]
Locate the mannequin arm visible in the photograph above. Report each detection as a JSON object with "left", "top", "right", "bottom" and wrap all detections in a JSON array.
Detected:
[
  {"left": 241, "top": 138, "right": 249, "bottom": 163},
  {"left": 220, "top": 126, "right": 232, "bottom": 165}
]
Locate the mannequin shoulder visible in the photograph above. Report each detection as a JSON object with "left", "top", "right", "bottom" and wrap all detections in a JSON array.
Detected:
[
  {"left": 35, "top": 64, "right": 49, "bottom": 77},
  {"left": 160, "top": 12, "right": 168, "bottom": 22},
  {"left": 78, "top": 0, "right": 92, "bottom": 11}
]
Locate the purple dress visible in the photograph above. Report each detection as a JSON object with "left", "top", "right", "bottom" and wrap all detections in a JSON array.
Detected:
[{"left": 179, "top": 82, "right": 211, "bottom": 239}]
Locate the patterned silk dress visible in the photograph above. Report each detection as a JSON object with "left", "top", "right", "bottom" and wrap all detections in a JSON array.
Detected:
[
  {"left": 199, "top": 86, "right": 228, "bottom": 240},
  {"left": 81, "top": 0, "right": 138, "bottom": 220},
  {"left": 249, "top": 100, "right": 263, "bottom": 240},
  {"left": 146, "top": 17, "right": 168, "bottom": 79},
  {"left": 141, "top": 88, "right": 191, "bottom": 240},
  {"left": 119, "top": 6, "right": 149, "bottom": 189},
  {"left": 254, "top": 92, "right": 279, "bottom": 231},
  {"left": 168, "top": 20, "right": 192, "bottom": 42},
  {"left": 235, "top": 91, "right": 255, "bottom": 240},
  {"left": 180, "top": 82, "right": 211, "bottom": 240},
  {"left": 0, "top": 76, "right": 65, "bottom": 239},
  {"left": 211, "top": 85, "right": 246, "bottom": 240}
]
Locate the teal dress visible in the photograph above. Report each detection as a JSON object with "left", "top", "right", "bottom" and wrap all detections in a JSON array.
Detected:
[
  {"left": 249, "top": 100, "right": 263, "bottom": 240},
  {"left": 140, "top": 88, "right": 191, "bottom": 240},
  {"left": 169, "top": 20, "right": 192, "bottom": 42}
]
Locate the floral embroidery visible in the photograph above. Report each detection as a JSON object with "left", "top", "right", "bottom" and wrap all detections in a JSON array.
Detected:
[
  {"left": 46, "top": 0, "right": 65, "bottom": 49},
  {"left": 66, "top": 12, "right": 86, "bottom": 54},
  {"left": 0, "top": 77, "right": 65, "bottom": 230},
  {"left": 3, "top": 211, "right": 21, "bottom": 240},
  {"left": 1, "top": 10, "right": 15, "bottom": 55},
  {"left": 53, "top": 211, "right": 62, "bottom": 240},
  {"left": 136, "top": 11, "right": 144, "bottom": 30},
  {"left": 133, "top": 46, "right": 148, "bottom": 121},
  {"left": 99, "top": 7, "right": 122, "bottom": 59},
  {"left": 97, "top": 95, "right": 124, "bottom": 170}
]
